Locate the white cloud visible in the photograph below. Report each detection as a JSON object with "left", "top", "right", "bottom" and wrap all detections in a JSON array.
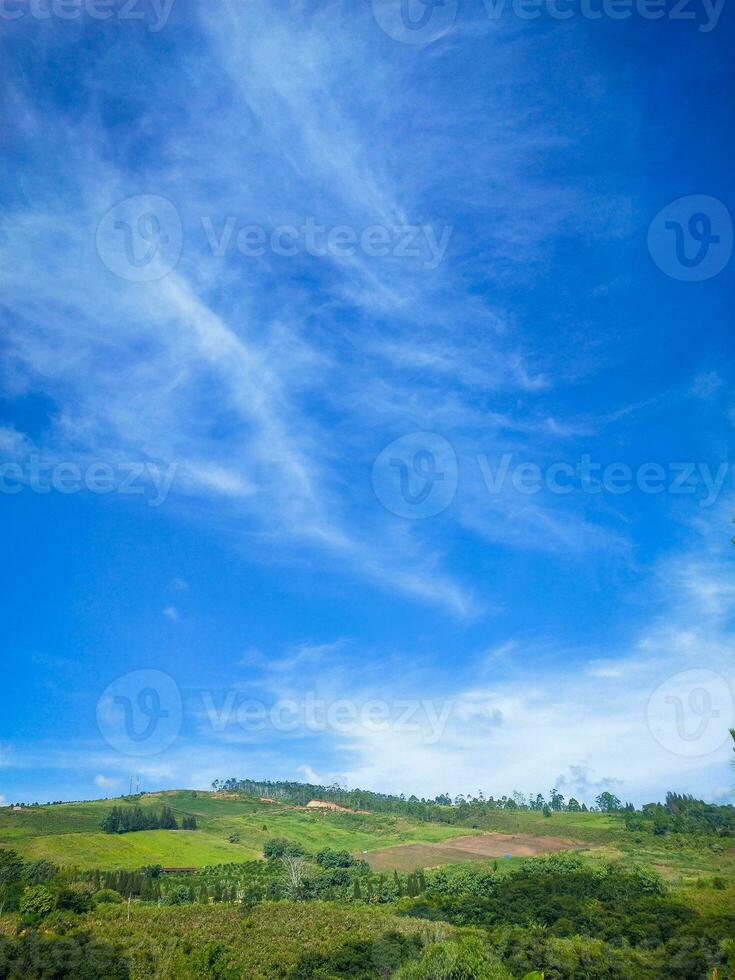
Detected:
[
  {"left": 690, "top": 372, "right": 722, "bottom": 400},
  {"left": 94, "top": 774, "right": 120, "bottom": 790},
  {"left": 4, "top": 520, "right": 735, "bottom": 806},
  {"left": 0, "top": 3, "right": 624, "bottom": 620},
  {"left": 586, "top": 660, "right": 627, "bottom": 679},
  {"left": 297, "top": 765, "right": 326, "bottom": 785},
  {"left": 336, "top": 657, "right": 733, "bottom": 805},
  {"left": 0, "top": 425, "right": 32, "bottom": 457}
]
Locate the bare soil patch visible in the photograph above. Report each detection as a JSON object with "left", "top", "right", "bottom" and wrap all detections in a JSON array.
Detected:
[
  {"left": 305, "top": 800, "right": 353, "bottom": 812},
  {"left": 443, "top": 833, "right": 577, "bottom": 857},
  {"left": 302, "top": 800, "right": 370, "bottom": 814},
  {"left": 364, "top": 833, "right": 579, "bottom": 872}
]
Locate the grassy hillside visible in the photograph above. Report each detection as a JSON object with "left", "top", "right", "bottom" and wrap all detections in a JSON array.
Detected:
[
  {"left": 2, "top": 790, "right": 732, "bottom": 882},
  {"left": 1, "top": 788, "right": 733, "bottom": 978},
  {"left": 0, "top": 791, "right": 473, "bottom": 870}
]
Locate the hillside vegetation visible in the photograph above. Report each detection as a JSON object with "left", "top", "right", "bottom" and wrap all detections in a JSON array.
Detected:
[
  {"left": 0, "top": 782, "right": 733, "bottom": 978},
  {"left": 0, "top": 791, "right": 473, "bottom": 871}
]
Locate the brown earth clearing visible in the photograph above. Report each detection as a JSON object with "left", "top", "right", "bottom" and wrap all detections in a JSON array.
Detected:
[{"left": 363, "top": 832, "right": 580, "bottom": 871}]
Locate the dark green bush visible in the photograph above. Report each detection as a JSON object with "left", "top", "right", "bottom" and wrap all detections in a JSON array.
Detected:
[
  {"left": 94, "top": 888, "right": 123, "bottom": 904},
  {"left": 263, "top": 838, "right": 306, "bottom": 859}
]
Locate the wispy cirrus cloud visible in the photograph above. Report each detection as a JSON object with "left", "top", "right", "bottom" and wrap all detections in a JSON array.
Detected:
[{"left": 0, "top": 2, "right": 635, "bottom": 623}]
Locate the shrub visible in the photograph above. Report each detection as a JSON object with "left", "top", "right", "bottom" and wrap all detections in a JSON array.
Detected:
[
  {"left": 0, "top": 850, "right": 23, "bottom": 886},
  {"left": 289, "top": 931, "right": 423, "bottom": 979},
  {"left": 263, "top": 837, "right": 306, "bottom": 859},
  {"left": 0, "top": 882, "right": 23, "bottom": 915},
  {"left": 94, "top": 888, "right": 124, "bottom": 904},
  {"left": 394, "top": 936, "right": 511, "bottom": 979},
  {"left": 315, "top": 848, "right": 356, "bottom": 868},
  {"left": 165, "top": 884, "right": 193, "bottom": 905},
  {"left": 57, "top": 887, "right": 94, "bottom": 914},
  {"left": 43, "top": 910, "right": 82, "bottom": 935},
  {"left": 19, "top": 884, "right": 56, "bottom": 920}
]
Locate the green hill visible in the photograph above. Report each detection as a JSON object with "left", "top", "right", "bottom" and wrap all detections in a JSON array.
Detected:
[
  {"left": 2, "top": 788, "right": 732, "bottom": 883},
  {"left": 1, "top": 786, "right": 733, "bottom": 978},
  {"left": 0, "top": 790, "right": 475, "bottom": 871}
]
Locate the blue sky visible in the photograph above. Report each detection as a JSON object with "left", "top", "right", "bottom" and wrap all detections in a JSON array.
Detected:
[{"left": 1, "top": 0, "right": 734, "bottom": 807}]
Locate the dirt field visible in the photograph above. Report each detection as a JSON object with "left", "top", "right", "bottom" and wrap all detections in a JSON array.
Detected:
[{"left": 363, "top": 833, "right": 579, "bottom": 871}]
